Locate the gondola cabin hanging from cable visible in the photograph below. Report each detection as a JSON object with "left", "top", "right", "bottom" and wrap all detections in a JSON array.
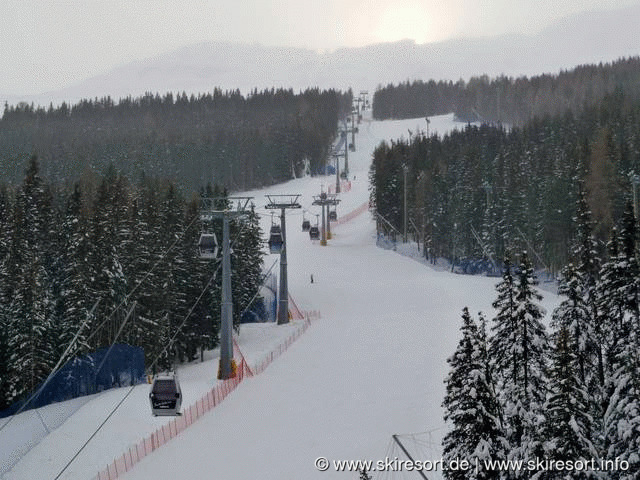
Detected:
[
  {"left": 149, "top": 372, "right": 182, "bottom": 416},
  {"left": 268, "top": 221, "right": 283, "bottom": 254},
  {"left": 198, "top": 233, "right": 218, "bottom": 259},
  {"left": 309, "top": 225, "right": 320, "bottom": 240},
  {"left": 268, "top": 230, "right": 283, "bottom": 254}
]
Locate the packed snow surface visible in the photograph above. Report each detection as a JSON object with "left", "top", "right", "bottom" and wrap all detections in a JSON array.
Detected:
[{"left": 1, "top": 113, "right": 559, "bottom": 479}]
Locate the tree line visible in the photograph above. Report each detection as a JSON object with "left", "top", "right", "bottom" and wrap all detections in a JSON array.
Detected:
[
  {"left": 372, "top": 57, "right": 640, "bottom": 126},
  {"left": 442, "top": 193, "right": 640, "bottom": 478},
  {"left": 0, "top": 156, "right": 264, "bottom": 410},
  {"left": 369, "top": 90, "right": 640, "bottom": 274},
  {"left": 1, "top": 87, "right": 351, "bottom": 193}
]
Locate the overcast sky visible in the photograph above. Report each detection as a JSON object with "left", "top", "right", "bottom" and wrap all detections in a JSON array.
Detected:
[{"left": 2, "top": 0, "right": 639, "bottom": 95}]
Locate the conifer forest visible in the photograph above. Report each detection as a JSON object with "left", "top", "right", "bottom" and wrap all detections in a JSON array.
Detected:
[
  {"left": 0, "top": 87, "right": 349, "bottom": 409},
  {"left": 370, "top": 58, "right": 640, "bottom": 479},
  {"left": 1, "top": 52, "right": 639, "bottom": 478}
]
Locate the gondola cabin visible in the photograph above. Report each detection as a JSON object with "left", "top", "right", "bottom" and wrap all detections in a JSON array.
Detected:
[
  {"left": 328, "top": 210, "right": 337, "bottom": 222},
  {"left": 302, "top": 219, "right": 311, "bottom": 231},
  {"left": 268, "top": 232, "right": 283, "bottom": 254},
  {"left": 198, "top": 233, "right": 218, "bottom": 259},
  {"left": 149, "top": 372, "right": 182, "bottom": 416},
  {"left": 309, "top": 225, "right": 320, "bottom": 240}
]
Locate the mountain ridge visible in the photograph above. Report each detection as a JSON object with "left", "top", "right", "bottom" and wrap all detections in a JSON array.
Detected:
[{"left": 3, "top": 3, "right": 640, "bottom": 107}]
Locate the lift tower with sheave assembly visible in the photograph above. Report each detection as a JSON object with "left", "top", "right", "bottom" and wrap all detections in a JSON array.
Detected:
[
  {"left": 265, "top": 194, "right": 301, "bottom": 325},
  {"left": 200, "top": 196, "right": 253, "bottom": 380}
]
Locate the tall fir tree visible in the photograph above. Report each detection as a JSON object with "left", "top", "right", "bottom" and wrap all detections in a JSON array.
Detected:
[
  {"left": 57, "top": 183, "right": 91, "bottom": 358},
  {"left": 86, "top": 165, "right": 129, "bottom": 349},
  {"left": 603, "top": 327, "right": 640, "bottom": 479},
  {"left": 443, "top": 307, "right": 504, "bottom": 480},
  {"left": 551, "top": 263, "right": 593, "bottom": 387},
  {"left": 489, "top": 251, "right": 548, "bottom": 473},
  {"left": 542, "top": 326, "right": 598, "bottom": 479},
  {"left": 5, "top": 156, "right": 58, "bottom": 401},
  {"left": 0, "top": 186, "right": 13, "bottom": 408},
  {"left": 231, "top": 204, "right": 264, "bottom": 327}
]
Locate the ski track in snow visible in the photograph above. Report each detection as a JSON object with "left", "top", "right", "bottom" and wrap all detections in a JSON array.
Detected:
[{"left": 0, "top": 112, "right": 560, "bottom": 480}]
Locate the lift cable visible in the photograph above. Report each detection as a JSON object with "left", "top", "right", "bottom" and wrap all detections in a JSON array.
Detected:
[
  {"left": 52, "top": 263, "right": 219, "bottom": 480},
  {"left": 85, "top": 211, "right": 200, "bottom": 346},
  {"left": 0, "top": 299, "right": 100, "bottom": 434},
  {"left": 52, "top": 218, "right": 253, "bottom": 480},
  {"left": 2, "top": 213, "right": 201, "bottom": 435}
]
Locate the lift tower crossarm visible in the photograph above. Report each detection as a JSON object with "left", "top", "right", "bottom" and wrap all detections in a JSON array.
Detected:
[
  {"left": 265, "top": 194, "right": 302, "bottom": 325},
  {"left": 200, "top": 196, "right": 254, "bottom": 380}
]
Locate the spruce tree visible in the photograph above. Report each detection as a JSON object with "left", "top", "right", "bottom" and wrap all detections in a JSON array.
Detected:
[
  {"left": 86, "top": 166, "right": 129, "bottom": 349},
  {"left": 443, "top": 307, "right": 503, "bottom": 480},
  {"left": 616, "top": 201, "right": 640, "bottom": 329},
  {"left": 542, "top": 326, "right": 598, "bottom": 479},
  {"left": 0, "top": 187, "right": 12, "bottom": 408},
  {"left": 231, "top": 204, "right": 264, "bottom": 327},
  {"left": 596, "top": 232, "right": 627, "bottom": 379},
  {"left": 551, "top": 263, "right": 592, "bottom": 386},
  {"left": 5, "top": 156, "right": 58, "bottom": 401},
  {"left": 489, "top": 251, "right": 548, "bottom": 472},
  {"left": 603, "top": 328, "right": 640, "bottom": 479},
  {"left": 359, "top": 468, "right": 372, "bottom": 480},
  {"left": 58, "top": 183, "right": 91, "bottom": 357}
]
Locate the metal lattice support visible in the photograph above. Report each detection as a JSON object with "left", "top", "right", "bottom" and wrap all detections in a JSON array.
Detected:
[
  {"left": 200, "top": 197, "right": 254, "bottom": 380},
  {"left": 265, "top": 195, "right": 301, "bottom": 325}
]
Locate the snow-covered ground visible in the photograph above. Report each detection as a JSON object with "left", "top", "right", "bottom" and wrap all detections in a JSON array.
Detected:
[{"left": 0, "top": 112, "right": 560, "bottom": 480}]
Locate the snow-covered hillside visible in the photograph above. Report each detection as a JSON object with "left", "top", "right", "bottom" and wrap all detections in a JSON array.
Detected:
[
  {"left": 4, "top": 3, "right": 640, "bottom": 108},
  {"left": 1, "top": 113, "right": 560, "bottom": 480}
]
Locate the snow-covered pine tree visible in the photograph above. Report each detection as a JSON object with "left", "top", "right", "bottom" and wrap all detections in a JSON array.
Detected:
[
  {"left": 443, "top": 307, "right": 504, "bottom": 480},
  {"left": 57, "top": 183, "right": 91, "bottom": 358},
  {"left": 551, "top": 263, "right": 592, "bottom": 387},
  {"left": 489, "top": 252, "right": 518, "bottom": 385},
  {"left": 603, "top": 327, "right": 640, "bottom": 479},
  {"left": 125, "top": 179, "right": 170, "bottom": 369},
  {"left": 542, "top": 326, "right": 598, "bottom": 479},
  {"left": 158, "top": 182, "right": 188, "bottom": 363},
  {"left": 511, "top": 251, "right": 548, "bottom": 466},
  {"left": 231, "top": 204, "right": 264, "bottom": 327},
  {"left": 573, "top": 185, "right": 601, "bottom": 290},
  {"left": 0, "top": 186, "right": 13, "bottom": 408},
  {"left": 571, "top": 185, "right": 603, "bottom": 386},
  {"left": 489, "top": 251, "right": 548, "bottom": 474},
  {"left": 596, "top": 232, "right": 627, "bottom": 380},
  {"left": 86, "top": 166, "right": 129, "bottom": 350},
  {"left": 359, "top": 468, "right": 372, "bottom": 480},
  {"left": 179, "top": 198, "right": 217, "bottom": 362},
  {"left": 616, "top": 201, "right": 640, "bottom": 330},
  {"left": 5, "top": 156, "right": 58, "bottom": 401}
]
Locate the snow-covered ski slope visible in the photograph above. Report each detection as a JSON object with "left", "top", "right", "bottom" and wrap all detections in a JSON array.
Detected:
[{"left": 2, "top": 113, "right": 560, "bottom": 480}]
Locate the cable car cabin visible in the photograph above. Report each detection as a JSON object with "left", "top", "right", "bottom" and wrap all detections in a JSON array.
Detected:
[
  {"left": 309, "top": 226, "right": 320, "bottom": 240},
  {"left": 198, "top": 234, "right": 218, "bottom": 259},
  {"left": 149, "top": 373, "right": 182, "bottom": 416},
  {"left": 328, "top": 210, "right": 338, "bottom": 222},
  {"left": 302, "top": 219, "right": 311, "bottom": 231},
  {"left": 268, "top": 232, "right": 283, "bottom": 254}
]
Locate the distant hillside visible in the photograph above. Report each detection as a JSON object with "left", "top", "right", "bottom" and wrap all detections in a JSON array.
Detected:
[
  {"left": 373, "top": 57, "right": 640, "bottom": 125},
  {"left": 3, "top": 4, "right": 640, "bottom": 108},
  {"left": 0, "top": 88, "right": 350, "bottom": 192}
]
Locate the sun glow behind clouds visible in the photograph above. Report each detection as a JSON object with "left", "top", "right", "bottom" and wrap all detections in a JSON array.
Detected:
[{"left": 374, "top": 3, "right": 435, "bottom": 44}]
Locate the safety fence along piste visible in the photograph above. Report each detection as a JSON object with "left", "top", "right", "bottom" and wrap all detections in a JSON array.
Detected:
[
  {"left": 334, "top": 201, "right": 370, "bottom": 226},
  {"left": 95, "top": 304, "right": 320, "bottom": 480}
]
